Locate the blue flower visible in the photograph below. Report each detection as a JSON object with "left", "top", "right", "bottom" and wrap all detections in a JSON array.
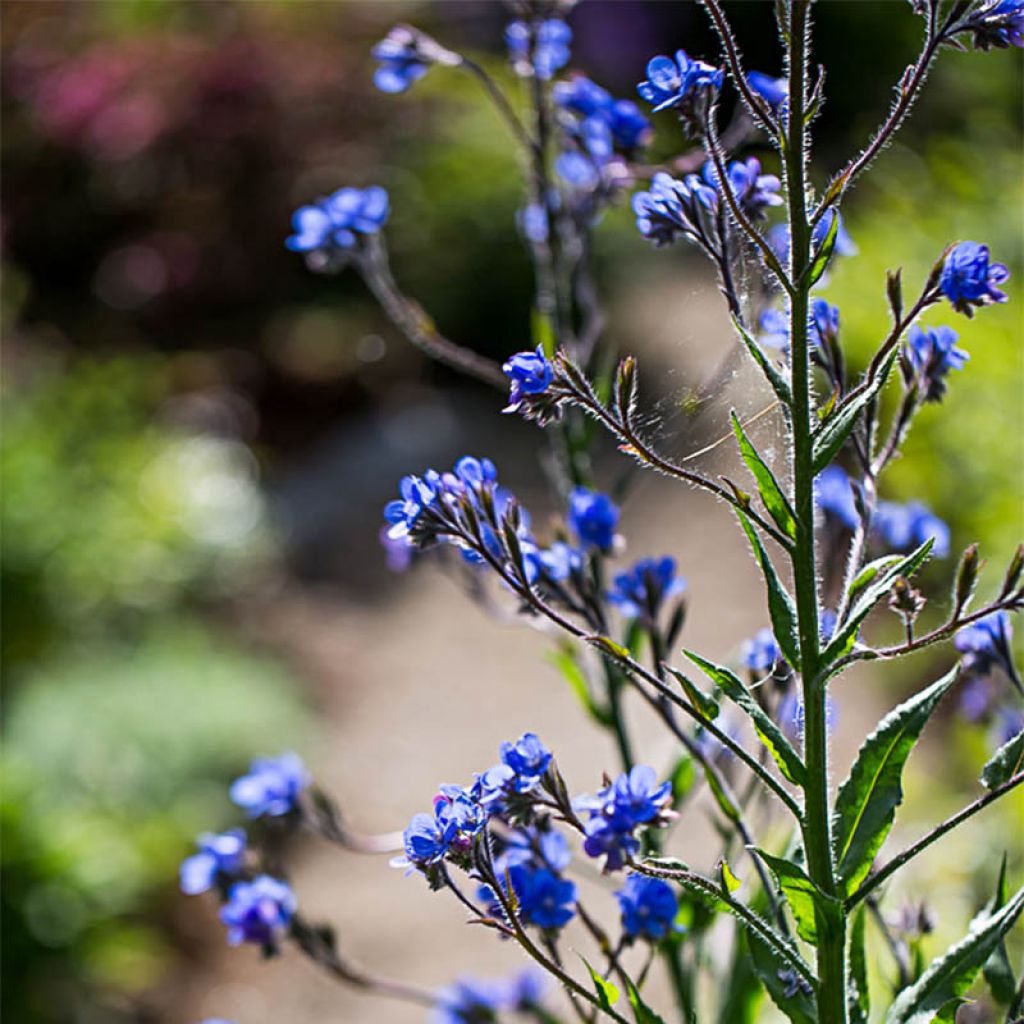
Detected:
[
  {"left": 219, "top": 875, "right": 296, "bottom": 947},
  {"left": 940, "top": 242, "right": 1010, "bottom": 316},
  {"left": 743, "top": 627, "right": 782, "bottom": 672},
  {"left": 616, "top": 874, "right": 679, "bottom": 941},
  {"left": 769, "top": 209, "right": 856, "bottom": 267},
  {"left": 608, "top": 556, "right": 687, "bottom": 621},
  {"left": 701, "top": 158, "right": 782, "bottom": 218},
  {"left": 554, "top": 74, "right": 613, "bottom": 117},
  {"left": 810, "top": 298, "right": 841, "bottom": 347},
  {"left": 537, "top": 541, "right": 583, "bottom": 582},
  {"left": 758, "top": 308, "right": 791, "bottom": 351},
  {"left": 555, "top": 75, "right": 653, "bottom": 150},
  {"left": 498, "top": 826, "right": 572, "bottom": 874},
  {"left": 285, "top": 186, "right": 389, "bottom": 259},
  {"left": 747, "top": 71, "right": 787, "bottom": 110},
  {"left": 637, "top": 50, "right": 723, "bottom": 113},
  {"left": 955, "top": 611, "right": 1016, "bottom": 679},
  {"left": 503, "top": 346, "right": 553, "bottom": 413},
  {"left": 432, "top": 977, "right": 503, "bottom": 1024},
  {"left": 399, "top": 811, "right": 457, "bottom": 869},
  {"left": 632, "top": 172, "right": 708, "bottom": 247},
  {"left": 180, "top": 829, "right": 246, "bottom": 895},
  {"left": 904, "top": 325, "right": 969, "bottom": 402},
  {"left": 509, "top": 865, "right": 577, "bottom": 929},
  {"left": 371, "top": 26, "right": 430, "bottom": 94},
  {"left": 505, "top": 19, "right": 572, "bottom": 81},
  {"left": 556, "top": 150, "right": 602, "bottom": 192},
  {"left": 505, "top": 969, "right": 548, "bottom": 1011},
  {"left": 757, "top": 298, "right": 839, "bottom": 354},
  {"left": 778, "top": 692, "right": 838, "bottom": 742},
  {"left": 230, "top": 753, "right": 308, "bottom": 818},
  {"left": 967, "top": 0, "right": 1024, "bottom": 49},
  {"left": 814, "top": 466, "right": 859, "bottom": 530},
  {"left": 499, "top": 732, "right": 552, "bottom": 792},
  {"left": 873, "top": 500, "right": 950, "bottom": 558},
  {"left": 581, "top": 817, "right": 642, "bottom": 871},
  {"left": 567, "top": 487, "right": 620, "bottom": 551},
  {"left": 383, "top": 471, "right": 441, "bottom": 543}
]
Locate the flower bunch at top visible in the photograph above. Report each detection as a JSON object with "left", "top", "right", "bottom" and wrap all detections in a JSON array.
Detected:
[
  {"left": 902, "top": 324, "right": 969, "bottom": 403},
  {"left": 180, "top": 829, "right": 247, "bottom": 895},
  {"left": 964, "top": 0, "right": 1024, "bottom": 50},
  {"left": 230, "top": 753, "right": 308, "bottom": 819},
  {"left": 219, "top": 875, "right": 297, "bottom": 949},
  {"left": 940, "top": 242, "right": 1010, "bottom": 317},
  {"left": 371, "top": 25, "right": 460, "bottom": 94},
  {"left": 285, "top": 187, "right": 389, "bottom": 269},
  {"left": 607, "top": 555, "right": 687, "bottom": 625},
  {"left": 637, "top": 49, "right": 722, "bottom": 117},
  {"left": 576, "top": 765, "right": 674, "bottom": 871},
  {"left": 505, "top": 19, "right": 572, "bottom": 80},
  {"left": 873, "top": 500, "right": 950, "bottom": 558},
  {"left": 616, "top": 873, "right": 680, "bottom": 942}
]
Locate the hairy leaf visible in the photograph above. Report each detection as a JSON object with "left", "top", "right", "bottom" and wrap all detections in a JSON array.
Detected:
[
  {"left": 833, "top": 666, "right": 959, "bottom": 896},
  {"left": 731, "top": 412, "right": 797, "bottom": 542},
  {"left": 754, "top": 848, "right": 841, "bottom": 945},
  {"left": 731, "top": 315, "right": 793, "bottom": 406},
  {"left": 980, "top": 729, "right": 1024, "bottom": 790},
  {"left": 581, "top": 956, "right": 620, "bottom": 1012},
  {"left": 746, "top": 926, "right": 819, "bottom": 1024},
  {"left": 848, "top": 905, "right": 870, "bottom": 1024},
  {"left": 664, "top": 664, "right": 720, "bottom": 722},
  {"left": 805, "top": 206, "right": 841, "bottom": 286}
]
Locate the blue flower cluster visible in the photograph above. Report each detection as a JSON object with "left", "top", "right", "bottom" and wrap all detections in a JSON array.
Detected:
[
  {"left": 502, "top": 346, "right": 553, "bottom": 413},
  {"left": 220, "top": 875, "right": 297, "bottom": 948},
  {"left": 577, "top": 765, "right": 674, "bottom": 871},
  {"left": 180, "top": 829, "right": 247, "bottom": 895},
  {"left": 759, "top": 297, "right": 841, "bottom": 355},
  {"left": 873, "top": 500, "right": 950, "bottom": 558},
  {"left": 743, "top": 627, "right": 782, "bottom": 673},
  {"left": 433, "top": 970, "right": 547, "bottom": 1024},
  {"left": 637, "top": 50, "right": 722, "bottom": 114},
  {"left": 505, "top": 19, "right": 572, "bottom": 80},
  {"left": 903, "top": 324, "right": 969, "bottom": 402},
  {"left": 230, "top": 753, "right": 309, "bottom": 818},
  {"left": 966, "top": 0, "right": 1024, "bottom": 50},
  {"left": 607, "top": 555, "right": 687, "bottom": 622},
  {"left": 568, "top": 486, "right": 620, "bottom": 552},
  {"left": 940, "top": 241, "right": 1010, "bottom": 317},
  {"left": 616, "top": 873, "right": 680, "bottom": 941},
  {"left": 371, "top": 25, "right": 459, "bottom": 94},
  {"left": 814, "top": 465, "right": 859, "bottom": 530},
  {"left": 285, "top": 187, "right": 389, "bottom": 265},
  {"left": 768, "top": 209, "right": 857, "bottom": 267},
  {"left": 554, "top": 74, "right": 653, "bottom": 152}
]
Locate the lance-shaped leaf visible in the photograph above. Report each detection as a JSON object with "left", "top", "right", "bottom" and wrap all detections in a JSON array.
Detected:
[
  {"left": 832, "top": 666, "right": 959, "bottom": 896},
  {"left": 623, "top": 974, "right": 668, "bottom": 1024},
  {"left": 663, "top": 664, "right": 720, "bottom": 722},
  {"left": 731, "top": 315, "right": 793, "bottom": 406},
  {"left": 980, "top": 729, "right": 1024, "bottom": 790},
  {"left": 734, "top": 509, "right": 801, "bottom": 668},
  {"left": 731, "top": 412, "right": 797, "bottom": 542},
  {"left": 848, "top": 905, "right": 870, "bottom": 1024},
  {"left": 803, "top": 206, "right": 841, "bottom": 287},
  {"left": 982, "top": 855, "right": 1016, "bottom": 1006},
  {"left": 812, "top": 346, "right": 900, "bottom": 474},
  {"left": 581, "top": 956, "right": 620, "bottom": 1012},
  {"left": 884, "top": 885, "right": 1024, "bottom": 1024},
  {"left": 753, "top": 848, "right": 841, "bottom": 945},
  {"left": 685, "top": 650, "right": 806, "bottom": 786},
  {"left": 746, "top": 926, "right": 819, "bottom": 1024},
  {"left": 821, "top": 540, "right": 934, "bottom": 666}
]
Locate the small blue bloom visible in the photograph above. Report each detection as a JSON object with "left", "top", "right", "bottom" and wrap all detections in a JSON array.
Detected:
[
  {"left": 180, "top": 829, "right": 246, "bottom": 895},
  {"left": 815, "top": 466, "right": 859, "bottom": 530},
  {"left": 743, "top": 627, "right": 782, "bottom": 672},
  {"left": 616, "top": 873, "right": 679, "bottom": 941},
  {"left": 538, "top": 541, "right": 584, "bottom": 582},
  {"left": 904, "top": 325, "right": 969, "bottom": 402},
  {"left": 756, "top": 299, "right": 839, "bottom": 354},
  {"left": 499, "top": 732, "right": 552, "bottom": 792},
  {"left": 873, "top": 500, "right": 950, "bottom": 558},
  {"left": 556, "top": 150, "right": 601, "bottom": 192},
  {"left": 746, "top": 71, "right": 787, "bottom": 109},
  {"left": 285, "top": 186, "right": 389, "bottom": 258},
  {"left": 399, "top": 811, "right": 457, "bottom": 868},
  {"left": 940, "top": 242, "right": 1010, "bottom": 316},
  {"left": 499, "top": 826, "right": 572, "bottom": 874},
  {"left": 758, "top": 308, "right": 791, "bottom": 351},
  {"left": 581, "top": 817, "right": 642, "bottom": 871},
  {"left": 432, "top": 977, "right": 503, "bottom": 1024},
  {"left": 955, "top": 611, "right": 1016, "bottom": 680},
  {"left": 503, "top": 346, "right": 553, "bottom": 413},
  {"left": 632, "top": 172, "right": 704, "bottom": 247},
  {"left": 518, "top": 202, "right": 550, "bottom": 244},
  {"left": 608, "top": 556, "right": 687, "bottom": 621},
  {"left": 505, "top": 19, "right": 571, "bottom": 81},
  {"left": 778, "top": 691, "right": 838, "bottom": 742},
  {"left": 637, "top": 50, "right": 723, "bottom": 113},
  {"left": 219, "top": 875, "right": 296, "bottom": 947},
  {"left": 769, "top": 210, "right": 856, "bottom": 267},
  {"left": 230, "top": 753, "right": 308, "bottom": 818},
  {"left": 810, "top": 297, "right": 841, "bottom": 347},
  {"left": 383, "top": 472, "right": 441, "bottom": 543},
  {"left": 567, "top": 487, "right": 620, "bottom": 551},
  {"left": 702, "top": 158, "right": 782, "bottom": 218},
  {"left": 967, "top": 0, "right": 1024, "bottom": 49},
  {"left": 555, "top": 74, "right": 652, "bottom": 150},
  {"left": 372, "top": 26, "right": 430, "bottom": 94},
  {"left": 509, "top": 865, "right": 577, "bottom": 929},
  {"left": 554, "top": 74, "right": 613, "bottom": 117},
  {"left": 505, "top": 969, "right": 548, "bottom": 1011}
]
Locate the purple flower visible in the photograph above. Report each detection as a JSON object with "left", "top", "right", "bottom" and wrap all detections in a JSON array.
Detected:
[
  {"left": 432, "top": 977, "right": 503, "bottom": 1024},
  {"left": 608, "top": 556, "right": 687, "bottom": 621},
  {"left": 567, "top": 487, "right": 620, "bottom": 551},
  {"left": 966, "top": 0, "right": 1024, "bottom": 49},
  {"left": 904, "top": 325, "right": 969, "bottom": 402},
  {"left": 505, "top": 19, "right": 571, "bottom": 81},
  {"left": 509, "top": 865, "right": 577, "bottom": 929},
  {"left": 230, "top": 753, "right": 308, "bottom": 818},
  {"left": 743, "top": 627, "right": 782, "bottom": 673},
  {"left": 503, "top": 346, "right": 553, "bottom": 413},
  {"left": 955, "top": 611, "right": 1017, "bottom": 681},
  {"left": 701, "top": 158, "right": 782, "bottom": 218},
  {"left": 815, "top": 465, "right": 859, "bottom": 530},
  {"left": 637, "top": 50, "right": 723, "bottom": 113},
  {"left": 399, "top": 811, "right": 457, "bottom": 869},
  {"left": 219, "top": 875, "right": 296, "bottom": 947},
  {"left": 371, "top": 26, "right": 431, "bottom": 94},
  {"left": 747, "top": 71, "right": 787, "bottom": 109},
  {"left": 873, "top": 500, "right": 950, "bottom": 558},
  {"left": 555, "top": 75, "right": 653, "bottom": 150},
  {"left": 616, "top": 873, "right": 680, "bottom": 941},
  {"left": 285, "top": 186, "right": 389, "bottom": 259},
  {"left": 499, "top": 732, "right": 552, "bottom": 792},
  {"left": 180, "top": 829, "right": 246, "bottom": 895},
  {"left": 940, "top": 242, "right": 1010, "bottom": 316}
]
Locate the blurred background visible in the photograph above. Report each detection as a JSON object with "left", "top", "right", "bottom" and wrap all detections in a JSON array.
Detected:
[{"left": 1, "top": 2, "right": 1021, "bottom": 1022}]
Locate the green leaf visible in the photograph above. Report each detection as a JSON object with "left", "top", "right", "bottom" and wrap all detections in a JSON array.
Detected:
[
  {"left": 746, "top": 926, "right": 819, "bottom": 1024},
  {"left": 812, "top": 346, "right": 899, "bottom": 474},
  {"left": 753, "top": 848, "right": 841, "bottom": 945},
  {"left": 588, "top": 635, "right": 632, "bottom": 661},
  {"left": 982, "top": 855, "right": 1017, "bottom": 1006},
  {"left": 848, "top": 905, "right": 870, "bottom": 1024},
  {"left": 663, "top": 664, "right": 720, "bottom": 722},
  {"left": 719, "top": 858, "right": 742, "bottom": 894},
  {"left": 704, "top": 763, "right": 741, "bottom": 822},
  {"left": 833, "top": 666, "right": 959, "bottom": 897},
  {"left": 734, "top": 509, "right": 801, "bottom": 669},
  {"left": 822, "top": 540, "right": 934, "bottom": 666},
  {"left": 623, "top": 974, "right": 668, "bottom": 1024},
  {"left": 731, "top": 315, "right": 793, "bottom": 406},
  {"left": 685, "top": 650, "right": 806, "bottom": 786},
  {"left": 884, "top": 886, "right": 1024, "bottom": 1024},
  {"left": 804, "top": 206, "right": 841, "bottom": 287},
  {"left": 581, "top": 956, "right": 620, "bottom": 1012},
  {"left": 668, "top": 753, "right": 697, "bottom": 808},
  {"left": 731, "top": 411, "right": 797, "bottom": 542},
  {"left": 980, "top": 729, "right": 1024, "bottom": 790},
  {"left": 546, "top": 647, "right": 612, "bottom": 727}
]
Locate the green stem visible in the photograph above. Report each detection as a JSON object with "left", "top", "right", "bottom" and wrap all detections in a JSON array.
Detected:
[{"left": 783, "top": 3, "right": 847, "bottom": 1021}]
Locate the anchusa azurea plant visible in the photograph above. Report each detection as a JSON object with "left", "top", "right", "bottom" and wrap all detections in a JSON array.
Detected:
[{"left": 183, "top": 3, "right": 1023, "bottom": 1023}]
